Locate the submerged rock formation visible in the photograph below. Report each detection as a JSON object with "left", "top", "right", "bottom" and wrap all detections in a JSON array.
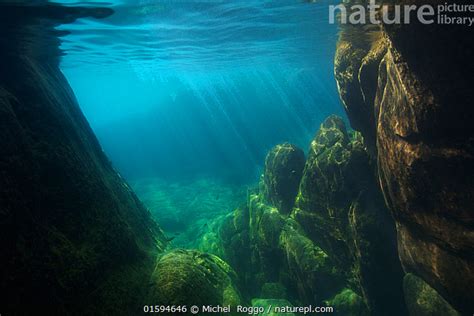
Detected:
[
  {"left": 0, "top": 4, "right": 167, "bottom": 314},
  {"left": 334, "top": 1, "right": 474, "bottom": 314},
  {"left": 147, "top": 249, "right": 241, "bottom": 312},
  {"left": 262, "top": 143, "right": 305, "bottom": 214},
  {"left": 293, "top": 116, "right": 406, "bottom": 315},
  {"left": 200, "top": 117, "right": 406, "bottom": 315},
  {"left": 403, "top": 273, "right": 460, "bottom": 316}
]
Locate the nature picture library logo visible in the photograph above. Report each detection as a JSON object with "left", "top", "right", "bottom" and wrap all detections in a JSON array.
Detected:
[{"left": 329, "top": 0, "right": 474, "bottom": 26}]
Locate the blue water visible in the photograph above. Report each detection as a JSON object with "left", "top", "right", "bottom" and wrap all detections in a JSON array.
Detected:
[{"left": 56, "top": 0, "right": 345, "bottom": 183}]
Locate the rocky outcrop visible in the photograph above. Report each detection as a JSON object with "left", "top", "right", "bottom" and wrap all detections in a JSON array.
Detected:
[
  {"left": 197, "top": 206, "right": 256, "bottom": 298},
  {"left": 262, "top": 143, "right": 305, "bottom": 214},
  {"left": 0, "top": 4, "right": 167, "bottom": 314},
  {"left": 200, "top": 120, "right": 406, "bottom": 314},
  {"left": 324, "top": 288, "right": 369, "bottom": 316},
  {"left": 294, "top": 116, "right": 407, "bottom": 315},
  {"left": 147, "top": 249, "right": 241, "bottom": 313},
  {"left": 279, "top": 217, "right": 344, "bottom": 305},
  {"left": 334, "top": 2, "right": 474, "bottom": 314}
]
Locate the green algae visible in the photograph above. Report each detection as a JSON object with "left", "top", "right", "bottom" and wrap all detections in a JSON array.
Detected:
[
  {"left": 140, "top": 116, "right": 406, "bottom": 316},
  {"left": 147, "top": 249, "right": 241, "bottom": 314},
  {"left": 260, "top": 283, "right": 287, "bottom": 299},
  {"left": 325, "top": 288, "right": 369, "bottom": 316},
  {"left": 403, "top": 273, "right": 460, "bottom": 316},
  {"left": 262, "top": 143, "right": 305, "bottom": 214},
  {"left": 251, "top": 298, "right": 295, "bottom": 316}
]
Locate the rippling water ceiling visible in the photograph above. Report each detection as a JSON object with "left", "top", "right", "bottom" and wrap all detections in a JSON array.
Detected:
[
  {"left": 55, "top": 0, "right": 345, "bottom": 183},
  {"left": 56, "top": 0, "right": 337, "bottom": 71}
]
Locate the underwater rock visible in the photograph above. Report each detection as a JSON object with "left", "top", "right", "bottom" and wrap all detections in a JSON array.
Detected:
[
  {"left": 204, "top": 121, "right": 405, "bottom": 314},
  {"left": 293, "top": 115, "right": 407, "bottom": 315},
  {"left": 279, "top": 218, "right": 343, "bottom": 304},
  {"left": 251, "top": 298, "right": 295, "bottom": 316},
  {"left": 376, "top": 45, "right": 474, "bottom": 315},
  {"left": 403, "top": 273, "right": 460, "bottom": 316},
  {"left": 334, "top": 38, "right": 373, "bottom": 150},
  {"left": 248, "top": 194, "right": 287, "bottom": 288},
  {"left": 403, "top": 273, "right": 459, "bottom": 316},
  {"left": 293, "top": 115, "right": 368, "bottom": 268},
  {"left": 196, "top": 206, "right": 258, "bottom": 301},
  {"left": 334, "top": 6, "right": 474, "bottom": 313},
  {"left": 324, "top": 288, "right": 369, "bottom": 316},
  {"left": 334, "top": 28, "right": 387, "bottom": 155},
  {"left": 147, "top": 249, "right": 241, "bottom": 312},
  {"left": 197, "top": 216, "right": 227, "bottom": 259},
  {"left": 262, "top": 143, "right": 305, "bottom": 214},
  {"left": 0, "top": 5, "right": 166, "bottom": 315},
  {"left": 260, "top": 283, "right": 287, "bottom": 299}
]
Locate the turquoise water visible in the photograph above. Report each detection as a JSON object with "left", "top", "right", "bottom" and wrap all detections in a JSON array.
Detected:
[
  {"left": 56, "top": 0, "right": 346, "bottom": 240},
  {"left": 58, "top": 0, "right": 344, "bottom": 181}
]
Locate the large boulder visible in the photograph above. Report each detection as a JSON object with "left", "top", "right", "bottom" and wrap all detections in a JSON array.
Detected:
[
  {"left": 334, "top": 3, "right": 474, "bottom": 313},
  {"left": 147, "top": 249, "right": 241, "bottom": 312},
  {"left": 0, "top": 4, "right": 167, "bottom": 315},
  {"left": 376, "top": 42, "right": 474, "bottom": 315}
]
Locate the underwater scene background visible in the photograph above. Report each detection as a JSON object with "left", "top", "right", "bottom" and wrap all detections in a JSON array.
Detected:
[
  {"left": 0, "top": 0, "right": 472, "bottom": 315},
  {"left": 61, "top": 0, "right": 347, "bottom": 250},
  {"left": 61, "top": 0, "right": 344, "bottom": 183}
]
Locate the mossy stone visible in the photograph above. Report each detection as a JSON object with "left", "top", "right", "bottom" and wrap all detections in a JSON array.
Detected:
[
  {"left": 147, "top": 249, "right": 241, "bottom": 314},
  {"left": 403, "top": 273, "right": 460, "bottom": 316},
  {"left": 263, "top": 143, "right": 305, "bottom": 214},
  {"left": 251, "top": 298, "right": 295, "bottom": 316},
  {"left": 260, "top": 282, "right": 287, "bottom": 299},
  {"left": 279, "top": 219, "right": 343, "bottom": 303},
  {"left": 324, "top": 288, "right": 369, "bottom": 316}
]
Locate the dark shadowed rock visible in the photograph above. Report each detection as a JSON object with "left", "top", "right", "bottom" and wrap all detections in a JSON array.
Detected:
[
  {"left": 403, "top": 273, "right": 459, "bottom": 316},
  {"left": 324, "top": 288, "right": 369, "bottom": 316},
  {"left": 334, "top": 2, "right": 474, "bottom": 313},
  {"left": 376, "top": 45, "right": 474, "bottom": 315},
  {"left": 0, "top": 4, "right": 166, "bottom": 315},
  {"left": 279, "top": 218, "right": 343, "bottom": 304},
  {"left": 263, "top": 143, "right": 305, "bottom": 214},
  {"left": 293, "top": 115, "right": 407, "bottom": 315}
]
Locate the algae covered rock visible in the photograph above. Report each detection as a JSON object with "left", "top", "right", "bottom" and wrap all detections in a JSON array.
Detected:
[
  {"left": 251, "top": 298, "right": 295, "bottom": 316},
  {"left": 0, "top": 5, "right": 165, "bottom": 315},
  {"left": 262, "top": 143, "right": 305, "bottom": 214},
  {"left": 198, "top": 207, "right": 255, "bottom": 298},
  {"left": 403, "top": 273, "right": 460, "bottom": 316},
  {"left": 325, "top": 288, "right": 369, "bottom": 316},
  {"left": 260, "top": 283, "right": 287, "bottom": 299},
  {"left": 294, "top": 115, "right": 364, "bottom": 270},
  {"left": 293, "top": 115, "right": 406, "bottom": 315},
  {"left": 247, "top": 194, "right": 286, "bottom": 288},
  {"left": 147, "top": 249, "right": 241, "bottom": 311},
  {"left": 375, "top": 46, "right": 474, "bottom": 314},
  {"left": 334, "top": 31, "right": 386, "bottom": 153},
  {"left": 334, "top": 6, "right": 474, "bottom": 313},
  {"left": 279, "top": 218, "right": 343, "bottom": 304},
  {"left": 334, "top": 37, "right": 372, "bottom": 148}
]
